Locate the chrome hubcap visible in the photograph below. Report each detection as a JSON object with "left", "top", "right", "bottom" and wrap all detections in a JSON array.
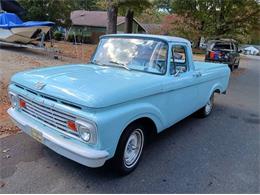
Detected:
[
  {"left": 205, "top": 97, "right": 213, "bottom": 114},
  {"left": 123, "top": 129, "right": 144, "bottom": 168}
]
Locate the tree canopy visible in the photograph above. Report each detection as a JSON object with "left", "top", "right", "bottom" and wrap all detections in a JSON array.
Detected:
[
  {"left": 170, "top": 0, "right": 260, "bottom": 43},
  {"left": 16, "top": 0, "right": 260, "bottom": 44},
  {"left": 17, "top": 0, "right": 99, "bottom": 26}
]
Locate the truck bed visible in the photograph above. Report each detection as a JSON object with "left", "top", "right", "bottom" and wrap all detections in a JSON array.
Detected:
[{"left": 194, "top": 61, "right": 228, "bottom": 71}]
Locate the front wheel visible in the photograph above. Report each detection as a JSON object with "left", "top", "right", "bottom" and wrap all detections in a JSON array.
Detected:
[
  {"left": 112, "top": 123, "right": 145, "bottom": 175},
  {"left": 197, "top": 94, "right": 214, "bottom": 118}
]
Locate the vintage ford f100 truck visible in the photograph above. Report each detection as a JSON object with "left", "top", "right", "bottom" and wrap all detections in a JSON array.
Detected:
[{"left": 8, "top": 34, "right": 230, "bottom": 174}]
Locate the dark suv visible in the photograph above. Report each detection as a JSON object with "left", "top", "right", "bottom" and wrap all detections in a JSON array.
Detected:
[{"left": 205, "top": 39, "right": 240, "bottom": 71}]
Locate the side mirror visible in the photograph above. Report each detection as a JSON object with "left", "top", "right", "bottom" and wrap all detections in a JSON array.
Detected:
[{"left": 238, "top": 49, "right": 243, "bottom": 53}]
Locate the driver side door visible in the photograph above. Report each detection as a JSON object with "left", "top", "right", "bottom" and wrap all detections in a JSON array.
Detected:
[{"left": 163, "top": 44, "right": 199, "bottom": 125}]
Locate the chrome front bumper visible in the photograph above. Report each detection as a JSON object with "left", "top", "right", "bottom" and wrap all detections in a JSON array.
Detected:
[{"left": 8, "top": 108, "right": 109, "bottom": 168}]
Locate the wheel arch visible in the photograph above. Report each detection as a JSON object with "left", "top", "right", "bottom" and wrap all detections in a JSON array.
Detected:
[
  {"left": 208, "top": 83, "right": 223, "bottom": 99},
  {"left": 111, "top": 115, "right": 159, "bottom": 160},
  {"left": 123, "top": 116, "right": 158, "bottom": 137}
]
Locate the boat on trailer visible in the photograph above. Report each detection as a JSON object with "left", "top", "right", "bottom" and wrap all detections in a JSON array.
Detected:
[{"left": 0, "top": 12, "right": 54, "bottom": 44}]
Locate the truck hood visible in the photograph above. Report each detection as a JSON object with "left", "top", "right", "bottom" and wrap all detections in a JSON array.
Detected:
[{"left": 11, "top": 64, "right": 164, "bottom": 108}]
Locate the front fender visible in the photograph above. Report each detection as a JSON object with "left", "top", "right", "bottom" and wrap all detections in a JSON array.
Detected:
[{"left": 95, "top": 102, "right": 165, "bottom": 157}]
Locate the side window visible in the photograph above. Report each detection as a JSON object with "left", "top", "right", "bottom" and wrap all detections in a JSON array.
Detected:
[
  {"left": 171, "top": 45, "right": 188, "bottom": 74},
  {"left": 150, "top": 42, "right": 168, "bottom": 74},
  {"left": 230, "top": 43, "right": 234, "bottom": 50}
]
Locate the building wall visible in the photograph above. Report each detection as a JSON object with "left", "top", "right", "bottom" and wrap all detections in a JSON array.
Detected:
[{"left": 69, "top": 25, "right": 106, "bottom": 36}]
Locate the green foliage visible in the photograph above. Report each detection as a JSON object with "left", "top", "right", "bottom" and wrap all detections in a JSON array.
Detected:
[
  {"left": 53, "top": 31, "right": 63, "bottom": 41},
  {"left": 117, "top": 0, "right": 152, "bottom": 15},
  {"left": 153, "top": 0, "right": 173, "bottom": 13},
  {"left": 17, "top": 0, "right": 99, "bottom": 27},
  {"left": 72, "top": 0, "right": 99, "bottom": 11},
  {"left": 171, "top": 0, "right": 260, "bottom": 43},
  {"left": 137, "top": 7, "right": 166, "bottom": 23},
  {"left": 17, "top": 0, "right": 259, "bottom": 44},
  {"left": 161, "top": 14, "right": 201, "bottom": 43},
  {"left": 67, "top": 34, "right": 75, "bottom": 42},
  {"left": 97, "top": 0, "right": 152, "bottom": 16}
]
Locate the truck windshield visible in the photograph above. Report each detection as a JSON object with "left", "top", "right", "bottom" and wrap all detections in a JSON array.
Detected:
[{"left": 91, "top": 37, "right": 168, "bottom": 75}]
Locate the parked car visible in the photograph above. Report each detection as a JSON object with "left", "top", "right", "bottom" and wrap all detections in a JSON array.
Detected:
[
  {"left": 8, "top": 34, "right": 230, "bottom": 175},
  {"left": 205, "top": 39, "right": 241, "bottom": 71}
]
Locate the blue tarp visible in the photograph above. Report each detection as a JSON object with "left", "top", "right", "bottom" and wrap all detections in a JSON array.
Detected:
[{"left": 0, "top": 13, "right": 55, "bottom": 29}]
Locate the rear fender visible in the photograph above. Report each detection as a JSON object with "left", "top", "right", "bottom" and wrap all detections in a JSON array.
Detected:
[{"left": 96, "top": 103, "right": 165, "bottom": 157}]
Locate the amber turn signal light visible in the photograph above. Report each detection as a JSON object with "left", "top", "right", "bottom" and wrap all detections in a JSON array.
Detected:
[
  {"left": 67, "top": 120, "right": 77, "bottom": 131},
  {"left": 19, "top": 99, "right": 26, "bottom": 108}
]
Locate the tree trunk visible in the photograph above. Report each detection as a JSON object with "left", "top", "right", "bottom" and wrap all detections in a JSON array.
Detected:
[
  {"left": 124, "top": 9, "right": 134, "bottom": 33},
  {"left": 106, "top": 1, "right": 118, "bottom": 34}
]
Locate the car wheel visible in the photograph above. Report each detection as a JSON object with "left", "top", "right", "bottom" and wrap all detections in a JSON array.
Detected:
[
  {"left": 234, "top": 60, "right": 240, "bottom": 69},
  {"left": 229, "top": 64, "right": 234, "bottom": 72},
  {"left": 113, "top": 123, "right": 145, "bottom": 175},
  {"left": 197, "top": 94, "right": 214, "bottom": 118}
]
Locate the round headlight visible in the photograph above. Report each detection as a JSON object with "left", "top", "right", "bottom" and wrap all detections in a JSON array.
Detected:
[
  {"left": 76, "top": 120, "right": 97, "bottom": 144},
  {"left": 78, "top": 126, "right": 91, "bottom": 142}
]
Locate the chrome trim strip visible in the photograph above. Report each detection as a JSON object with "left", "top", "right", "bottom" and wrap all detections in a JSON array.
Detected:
[
  {"left": 21, "top": 108, "right": 82, "bottom": 141},
  {"left": 23, "top": 106, "right": 67, "bottom": 126},
  {"left": 25, "top": 104, "right": 67, "bottom": 122},
  {"left": 20, "top": 96, "right": 75, "bottom": 120}
]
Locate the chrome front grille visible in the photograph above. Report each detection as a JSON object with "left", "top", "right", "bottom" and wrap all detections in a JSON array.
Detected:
[{"left": 19, "top": 95, "right": 78, "bottom": 135}]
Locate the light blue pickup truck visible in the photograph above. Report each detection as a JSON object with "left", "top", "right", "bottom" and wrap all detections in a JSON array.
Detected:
[{"left": 8, "top": 34, "right": 230, "bottom": 174}]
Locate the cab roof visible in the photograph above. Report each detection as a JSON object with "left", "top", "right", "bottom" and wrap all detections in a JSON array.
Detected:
[{"left": 101, "top": 34, "right": 191, "bottom": 45}]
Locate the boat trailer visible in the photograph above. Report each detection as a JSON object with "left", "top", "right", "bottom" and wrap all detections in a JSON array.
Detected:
[{"left": 0, "top": 32, "right": 60, "bottom": 59}]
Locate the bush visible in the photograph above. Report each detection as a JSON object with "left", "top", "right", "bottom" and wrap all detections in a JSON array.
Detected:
[
  {"left": 53, "top": 31, "right": 63, "bottom": 41},
  {"left": 66, "top": 34, "right": 74, "bottom": 42}
]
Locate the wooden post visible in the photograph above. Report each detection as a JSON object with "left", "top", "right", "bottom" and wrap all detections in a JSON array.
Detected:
[{"left": 125, "top": 9, "right": 134, "bottom": 33}]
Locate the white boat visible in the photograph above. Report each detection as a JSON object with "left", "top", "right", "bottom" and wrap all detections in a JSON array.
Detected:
[{"left": 0, "top": 12, "right": 54, "bottom": 44}]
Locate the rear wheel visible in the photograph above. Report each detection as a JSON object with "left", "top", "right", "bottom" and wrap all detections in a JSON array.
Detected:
[
  {"left": 197, "top": 94, "right": 214, "bottom": 118},
  {"left": 112, "top": 123, "right": 145, "bottom": 175},
  {"left": 234, "top": 60, "right": 240, "bottom": 69},
  {"left": 229, "top": 64, "right": 234, "bottom": 72}
]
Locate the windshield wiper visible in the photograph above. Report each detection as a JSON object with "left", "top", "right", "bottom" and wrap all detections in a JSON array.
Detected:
[
  {"left": 108, "top": 61, "right": 131, "bottom": 70},
  {"left": 91, "top": 60, "right": 104, "bottom": 66},
  {"left": 91, "top": 60, "right": 130, "bottom": 70}
]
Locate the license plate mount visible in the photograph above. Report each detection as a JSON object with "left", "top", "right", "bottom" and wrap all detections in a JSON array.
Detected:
[{"left": 31, "top": 128, "right": 43, "bottom": 143}]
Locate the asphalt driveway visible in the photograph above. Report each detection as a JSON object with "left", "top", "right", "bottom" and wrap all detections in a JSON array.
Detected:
[{"left": 0, "top": 55, "right": 259, "bottom": 193}]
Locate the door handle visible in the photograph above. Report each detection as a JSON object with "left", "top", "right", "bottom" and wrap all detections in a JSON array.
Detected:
[{"left": 193, "top": 72, "right": 202, "bottom": 77}]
